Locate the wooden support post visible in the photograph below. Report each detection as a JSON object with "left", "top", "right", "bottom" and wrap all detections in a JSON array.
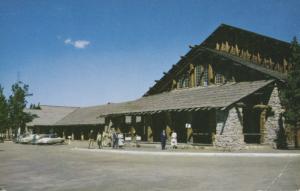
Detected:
[
  {"left": 62, "top": 130, "right": 66, "bottom": 139},
  {"left": 189, "top": 64, "right": 195, "bottom": 87},
  {"left": 171, "top": 80, "right": 177, "bottom": 90},
  {"left": 187, "top": 128, "right": 193, "bottom": 144},
  {"left": 208, "top": 64, "right": 214, "bottom": 85},
  {"left": 130, "top": 127, "right": 136, "bottom": 142},
  {"left": 165, "top": 112, "right": 172, "bottom": 142},
  {"left": 147, "top": 126, "right": 153, "bottom": 142},
  {"left": 144, "top": 115, "right": 153, "bottom": 142},
  {"left": 81, "top": 132, "right": 84, "bottom": 141}
]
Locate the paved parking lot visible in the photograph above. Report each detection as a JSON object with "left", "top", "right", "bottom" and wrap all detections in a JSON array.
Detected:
[{"left": 0, "top": 142, "right": 299, "bottom": 191}]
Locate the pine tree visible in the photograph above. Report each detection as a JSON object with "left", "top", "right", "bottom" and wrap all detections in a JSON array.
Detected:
[
  {"left": 281, "top": 37, "right": 300, "bottom": 148},
  {"left": 8, "top": 81, "right": 35, "bottom": 137},
  {"left": 0, "top": 85, "right": 8, "bottom": 134}
]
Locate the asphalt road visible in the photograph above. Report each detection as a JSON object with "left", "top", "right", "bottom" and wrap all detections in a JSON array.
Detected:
[{"left": 0, "top": 142, "right": 299, "bottom": 191}]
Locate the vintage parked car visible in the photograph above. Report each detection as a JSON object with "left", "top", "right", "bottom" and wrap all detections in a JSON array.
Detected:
[
  {"left": 19, "top": 134, "right": 35, "bottom": 144},
  {"left": 36, "top": 134, "right": 65, "bottom": 145},
  {"left": 18, "top": 134, "right": 48, "bottom": 144}
]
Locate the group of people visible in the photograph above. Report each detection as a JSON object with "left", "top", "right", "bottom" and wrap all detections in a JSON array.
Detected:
[
  {"left": 87, "top": 129, "right": 120, "bottom": 149},
  {"left": 160, "top": 130, "right": 178, "bottom": 150},
  {"left": 88, "top": 130, "right": 103, "bottom": 149},
  {"left": 87, "top": 129, "right": 178, "bottom": 150}
]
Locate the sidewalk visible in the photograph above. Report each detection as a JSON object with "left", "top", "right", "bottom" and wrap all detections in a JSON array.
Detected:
[
  {"left": 71, "top": 147, "right": 300, "bottom": 157},
  {"left": 67, "top": 140, "right": 300, "bottom": 155}
]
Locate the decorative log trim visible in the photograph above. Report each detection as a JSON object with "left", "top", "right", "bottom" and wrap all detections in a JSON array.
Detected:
[
  {"left": 215, "top": 40, "right": 291, "bottom": 75},
  {"left": 235, "top": 102, "right": 246, "bottom": 107},
  {"left": 253, "top": 104, "right": 271, "bottom": 109},
  {"left": 208, "top": 64, "right": 214, "bottom": 85}
]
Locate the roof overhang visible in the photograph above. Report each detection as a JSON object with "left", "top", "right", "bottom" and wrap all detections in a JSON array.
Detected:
[{"left": 101, "top": 80, "right": 275, "bottom": 117}]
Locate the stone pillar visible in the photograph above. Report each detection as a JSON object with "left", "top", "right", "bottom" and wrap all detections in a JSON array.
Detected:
[
  {"left": 260, "top": 109, "right": 267, "bottom": 144},
  {"left": 264, "top": 87, "right": 283, "bottom": 146},
  {"left": 214, "top": 107, "right": 245, "bottom": 150}
]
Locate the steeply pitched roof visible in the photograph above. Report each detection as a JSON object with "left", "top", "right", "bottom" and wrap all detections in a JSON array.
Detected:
[
  {"left": 202, "top": 24, "right": 291, "bottom": 64},
  {"left": 25, "top": 105, "right": 78, "bottom": 127},
  {"left": 145, "top": 24, "right": 290, "bottom": 96}
]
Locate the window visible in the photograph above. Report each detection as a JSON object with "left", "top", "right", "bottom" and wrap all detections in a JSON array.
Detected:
[
  {"left": 195, "top": 65, "right": 202, "bottom": 86},
  {"left": 202, "top": 65, "right": 208, "bottom": 86},
  {"left": 177, "top": 74, "right": 189, "bottom": 89},
  {"left": 182, "top": 76, "right": 189, "bottom": 88},
  {"left": 215, "top": 73, "right": 224, "bottom": 84}
]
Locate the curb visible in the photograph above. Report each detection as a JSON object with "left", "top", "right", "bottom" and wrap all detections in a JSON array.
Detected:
[{"left": 71, "top": 148, "right": 300, "bottom": 157}]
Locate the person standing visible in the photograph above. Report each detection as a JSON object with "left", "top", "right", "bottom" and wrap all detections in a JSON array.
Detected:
[
  {"left": 96, "top": 132, "right": 103, "bottom": 149},
  {"left": 112, "top": 129, "right": 118, "bottom": 149},
  {"left": 88, "top": 130, "right": 94, "bottom": 149},
  {"left": 160, "top": 130, "right": 167, "bottom": 150},
  {"left": 171, "top": 130, "right": 178, "bottom": 149}
]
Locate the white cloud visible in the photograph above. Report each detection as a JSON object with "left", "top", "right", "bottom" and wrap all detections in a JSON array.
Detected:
[
  {"left": 64, "top": 38, "right": 72, "bottom": 44},
  {"left": 64, "top": 38, "right": 90, "bottom": 49},
  {"left": 73, "top": 40, "right": 90, "bottom": 49}
]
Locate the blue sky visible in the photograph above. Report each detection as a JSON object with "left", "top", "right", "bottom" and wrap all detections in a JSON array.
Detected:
[{"left": 1, "top": 0, "right": 300, "bottom": 107}]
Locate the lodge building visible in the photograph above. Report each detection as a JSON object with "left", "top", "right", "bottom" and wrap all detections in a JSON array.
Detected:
[{"left": 26, "top": 24, "right": 292, "bottom": 149}]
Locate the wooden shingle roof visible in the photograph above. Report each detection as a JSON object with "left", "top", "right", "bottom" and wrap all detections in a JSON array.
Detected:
[
  {"left": 145, "top": 24, "right": 290, "bottom": 96},
  {"left": 98, "top": 80, "right": 274, "bottom": 117},
  {"left": 25, "top": 105, "right": 78, "bottom": 127},
  {"left": 29, "top": 80, "right": 274, "bottom": 126}
]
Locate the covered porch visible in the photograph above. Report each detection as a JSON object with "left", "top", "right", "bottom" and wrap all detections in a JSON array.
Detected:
[{"left": 100, "top": 80, "right": 279, "bottom": 149}]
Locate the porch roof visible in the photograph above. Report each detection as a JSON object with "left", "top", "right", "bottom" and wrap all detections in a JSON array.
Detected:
[
  {"left": 52, "top": 80, "right": 273, "bottom": 126},
  {"left": 99, "top": 80, "right": 274, "bottom": 117}
]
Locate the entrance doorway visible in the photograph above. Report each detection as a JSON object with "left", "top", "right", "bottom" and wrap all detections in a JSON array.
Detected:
[
  {"left": 243, "top": 108, "right": 261, "bottom": 143},
  {"left": 192, "top": 111, "right": 214, "bottom": 144}
]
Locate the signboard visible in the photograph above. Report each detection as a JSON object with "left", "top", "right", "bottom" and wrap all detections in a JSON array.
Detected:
[
  {"left": 125, "top": 116, "right": 132, "bottom": 124},
  {"left": 136, "top": 116, "right": 142, "bottom": 123},
  {"left": 185, "top": 123, "right": 191, "bottom": 128},
  {"left": 136, "top": 136, "right": 141, "bottom": 141}
]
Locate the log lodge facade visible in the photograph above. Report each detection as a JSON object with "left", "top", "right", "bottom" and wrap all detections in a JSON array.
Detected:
[{"left": 25, "top": 24, "right": 292, "bottom": 149}]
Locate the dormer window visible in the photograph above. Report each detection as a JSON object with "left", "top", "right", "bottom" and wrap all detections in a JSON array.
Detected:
[
  {"left": 195, "top": 65, "right": 202, "bottom": 86},
  {"left": 215, "top": 73, "right": 224, "bottom": 84},
  {"left": 202, "top": 65, "right": 209, "bottom": 86}
]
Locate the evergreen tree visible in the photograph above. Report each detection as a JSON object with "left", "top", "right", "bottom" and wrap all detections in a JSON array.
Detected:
[
  {"left": 281, "top": 37, "right": 300, "bottom": 148},
  {"left": 29, "top": 103, "right": 41, "bottom": 110},
  {"left": 0, "top": 85, "right": 8, "bottom": 134},
  {"left": 8, "top": 81, "right": 35, "bottom": 137}
]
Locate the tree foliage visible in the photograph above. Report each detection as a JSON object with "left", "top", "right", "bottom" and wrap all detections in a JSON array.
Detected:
[
  {"left": 8, "top": 81, "right": 35, "bottom": 136},
  {"left": 0, "top": 85, "right": 8, "bottom": 133},
  {"left": 280, "top": 37, "right": 300, "bottom": 147},
  {"left": 29, "top": 103, "right": 41, "bottom": 109}
]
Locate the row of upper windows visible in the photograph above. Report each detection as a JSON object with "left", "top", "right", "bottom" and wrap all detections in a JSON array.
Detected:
[{"left": 177, "top": 64, "right": 224, "bottom": 89}]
